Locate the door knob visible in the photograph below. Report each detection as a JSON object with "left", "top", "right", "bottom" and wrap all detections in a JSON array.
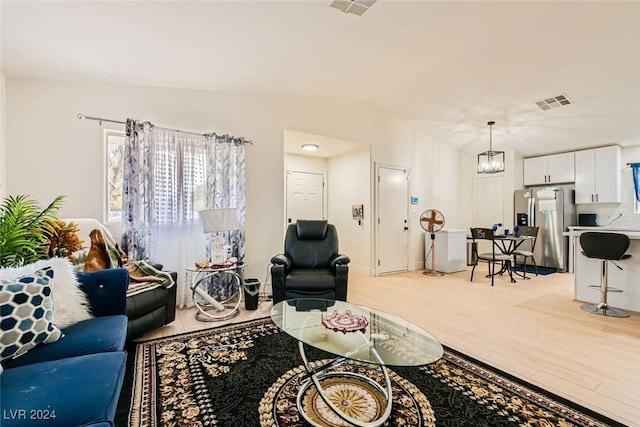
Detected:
[{"left": 404, "top": 226, "right": 409, "bottom": 231}]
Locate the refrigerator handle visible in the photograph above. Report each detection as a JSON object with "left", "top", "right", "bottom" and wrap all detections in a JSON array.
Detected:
[{"left": 528, "top": 197, "right": 535, "bottom": 226}]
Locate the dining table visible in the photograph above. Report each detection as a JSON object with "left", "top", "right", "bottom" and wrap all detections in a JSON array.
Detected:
[{"left": 492, "top": 234, "right": 535, "bottom": 282}]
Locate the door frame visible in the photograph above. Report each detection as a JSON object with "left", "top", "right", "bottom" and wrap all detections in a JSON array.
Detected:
[{"left": 374, "top": 162, "right": 411, "bottom": 276}]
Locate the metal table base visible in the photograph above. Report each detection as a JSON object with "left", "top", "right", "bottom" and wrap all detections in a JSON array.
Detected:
[{"left": 296, "top": 341, "right": 393, "bottom": 427}]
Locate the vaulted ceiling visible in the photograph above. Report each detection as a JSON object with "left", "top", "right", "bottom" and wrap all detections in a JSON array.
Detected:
[{"left": 2, "top": 1, "right": 639, "bottom": 157}]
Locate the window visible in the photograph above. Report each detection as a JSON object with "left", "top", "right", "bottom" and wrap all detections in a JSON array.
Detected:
[
  {"left": 105, "top": 131, "right": 124, "bottom": 223},
  {"left": 106, "top": 130, "right": 213, "bottom": 225},
  {"left": 150, "top": 141, "right": 208, "bottom": 225}
]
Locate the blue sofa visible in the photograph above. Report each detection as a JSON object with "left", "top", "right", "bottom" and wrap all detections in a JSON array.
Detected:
[{"left": 1, "top": 268, "right": 129, "bottom": 427}]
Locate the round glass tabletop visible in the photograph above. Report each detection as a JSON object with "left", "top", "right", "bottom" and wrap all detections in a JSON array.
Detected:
[{"left": 270, "top": 299, "right": 443, "bottom": 367}]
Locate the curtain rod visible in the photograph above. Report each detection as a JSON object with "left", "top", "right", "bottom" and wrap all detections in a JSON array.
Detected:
[
  {"left": 77, "top": 113, "right": 252, "bottom": 144},
  {"left": 77, "top": 113, "right": 126, "bottom": 125}
]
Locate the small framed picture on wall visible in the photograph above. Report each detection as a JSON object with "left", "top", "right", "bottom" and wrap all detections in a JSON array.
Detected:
[{"left": 352, "top": 204, "right": 364, "bottom": 220}]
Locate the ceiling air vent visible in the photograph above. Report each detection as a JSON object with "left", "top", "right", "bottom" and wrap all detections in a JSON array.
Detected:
[
  {"left": 534, "top": 94, "right": 572, "bottom": 111},
  {"left": 330, "top": 0, "right": 377, "bottom": 16}
]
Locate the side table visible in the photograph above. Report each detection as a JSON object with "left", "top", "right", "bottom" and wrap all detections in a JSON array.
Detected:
[{"left": 186, "top": 263, "right": 245, "bottom": 321}]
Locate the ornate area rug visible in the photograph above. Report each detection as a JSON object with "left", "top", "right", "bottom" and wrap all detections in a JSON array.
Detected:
[{"left": 116, "top": 317, "right": 624, "bottom": 427}]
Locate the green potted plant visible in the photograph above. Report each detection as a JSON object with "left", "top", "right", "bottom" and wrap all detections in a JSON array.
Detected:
[{"left": 0, "top": 194, "right": 65, "bottom": 268}]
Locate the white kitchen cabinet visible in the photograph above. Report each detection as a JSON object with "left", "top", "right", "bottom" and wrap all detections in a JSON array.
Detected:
[
  {"left": 523, "top": 152, "right": 575, "bottom": 186},
  {"left": 523, "top": 156, "right": 547, "bottom": 185},
  {"left": 574, "top": 145, "right": 621, "bottom": 204}
]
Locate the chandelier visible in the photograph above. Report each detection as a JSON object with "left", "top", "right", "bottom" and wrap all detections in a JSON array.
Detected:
[{"left": 477, "top": 121, "right": 505, "bottom": 174}]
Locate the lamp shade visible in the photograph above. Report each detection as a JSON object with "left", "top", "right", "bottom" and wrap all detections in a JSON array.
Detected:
[{"left": 200, "top": 209, "right": 239, "bottom": 233}]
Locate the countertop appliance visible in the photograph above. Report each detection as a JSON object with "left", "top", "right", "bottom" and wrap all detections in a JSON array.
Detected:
[
  {"left": 578, "top": 213, "right": 597, "bottom": 226},
  {"left": 514, "top": 187, "right": 576, "bottom": 271},
  {"left": 425, "top": 229, "right": 466, "bottom": 273}
]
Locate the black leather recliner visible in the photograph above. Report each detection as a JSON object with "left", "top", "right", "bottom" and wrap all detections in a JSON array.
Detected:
[
  {"left": 126, "top": 269, "right": 177, "bottom": 340},
  {"left": 270, "top": 220, "right": 350, "bottom": 304}
]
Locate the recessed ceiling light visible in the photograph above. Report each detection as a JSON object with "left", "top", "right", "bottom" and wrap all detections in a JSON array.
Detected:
[{"left": 302, "top": 144, "right": 319, "bottom": 151}]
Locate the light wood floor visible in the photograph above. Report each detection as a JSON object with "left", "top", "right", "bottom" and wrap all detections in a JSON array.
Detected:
[{"left": 139, "top": 268, "right": 640, "bottom": 426}]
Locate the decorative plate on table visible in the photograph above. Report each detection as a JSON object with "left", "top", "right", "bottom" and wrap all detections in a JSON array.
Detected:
[{"left": 321, "top": 310, "right": 369, "bottom": 333}]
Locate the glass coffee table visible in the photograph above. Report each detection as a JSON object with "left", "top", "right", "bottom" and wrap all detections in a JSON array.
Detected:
[{"left": 270, "top": 299, "right": 443, "bottom": 427}]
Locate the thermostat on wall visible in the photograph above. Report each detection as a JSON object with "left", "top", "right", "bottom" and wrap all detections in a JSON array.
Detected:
[{"left": 411, "top": 196, "right": 419, "bottom": 205}]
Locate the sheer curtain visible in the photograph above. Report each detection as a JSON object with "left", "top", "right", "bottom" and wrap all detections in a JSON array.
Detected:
[{"left": 122, "top": 119, "right": 246, "bottom": 307}]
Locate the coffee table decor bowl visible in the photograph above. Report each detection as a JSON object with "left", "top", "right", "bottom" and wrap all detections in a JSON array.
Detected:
[
  {"left": 321, "top": 309, "right": 369, "bottom": 333},
  {"left": 271, "top": 298, "right": 444, "bottom": 427}
]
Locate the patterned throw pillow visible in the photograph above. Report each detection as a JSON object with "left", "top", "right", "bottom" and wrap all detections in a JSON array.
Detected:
[
  {"left": 0, "top": 267, "right": 64, "bottom": 362},
  {"left": 0, "top": 258, "right": 93, "bottom": 328}
]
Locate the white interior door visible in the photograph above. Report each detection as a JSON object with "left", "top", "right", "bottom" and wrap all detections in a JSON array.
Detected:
[
  {"left": 286, "top": 171, "right": 324, "bottom": 225},
  {"left": 377, "top": 166, "right": 409, "bottom": 274},
  {"left": 475, "top": 176, "right": 504, "bottom": 227},
  {"left": 475, "top": 176, "right": 504, "bottom": 253}
]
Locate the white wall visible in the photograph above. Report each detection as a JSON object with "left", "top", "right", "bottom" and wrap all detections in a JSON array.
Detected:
[
  {"left": 0, "top": 73, "right": 5, "bottom": 199},
  {"left": 284, "top": 153, "right": 328, "bottom": 175},
  {"left": 384, "top": 124, "right": 475, "bottom": 270},
  {"left": 14, "top": 76, "right": 611, "bottom": 280},
  {"left": 4, "top": 77, "right": 393, "bottom": 279},
  {"left": 327, "top": 146, "right": 371, "bottom": 275}
]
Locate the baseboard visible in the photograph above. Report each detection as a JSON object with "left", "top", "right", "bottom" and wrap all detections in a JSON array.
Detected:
[
  {"left": 410, "top": 260, "right": 426, "bottom": 271},
  {"left": 349, "top": 264, "right": 372, "bottom": 276}
]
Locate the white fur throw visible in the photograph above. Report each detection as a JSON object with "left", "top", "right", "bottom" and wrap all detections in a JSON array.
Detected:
[{"left": 0, "top": 258, "right": 94, "bottom": 328}]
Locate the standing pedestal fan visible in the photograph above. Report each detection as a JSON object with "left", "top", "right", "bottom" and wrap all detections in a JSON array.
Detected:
[{"left": 420, "top": 209, "right": 445, "bottom": 276}]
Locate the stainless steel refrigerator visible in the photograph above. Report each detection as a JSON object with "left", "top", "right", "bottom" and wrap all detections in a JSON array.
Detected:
[{"left": 513, "top": 187, "right": 576, "bottom": 271}]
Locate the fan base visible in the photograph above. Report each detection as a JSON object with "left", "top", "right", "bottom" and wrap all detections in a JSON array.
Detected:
[{"left": 423, "top": 270, "right": 444, "bottom": 277}]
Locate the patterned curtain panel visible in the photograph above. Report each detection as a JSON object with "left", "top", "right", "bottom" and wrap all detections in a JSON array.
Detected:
[
  {"left": 122, "top": 119, "right": 153, "bottom": 261},
  {"left": 204, "top": 134, "right": 246, "bottom": 265},
  {"left": 122, "top": 119, "right": 246, "bottom": 307},
  {"left": 631, "top": 162, "right": 640, "bottom": 202}
]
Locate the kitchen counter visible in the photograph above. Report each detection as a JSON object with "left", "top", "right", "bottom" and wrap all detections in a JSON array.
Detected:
[
  {"left": 564, "top": 227, "right": 640, "bottom": 271},
  {"left": 566, "top": 226, "right": 640, "bottom": 238},
  {"left": 564, "top": 227, "right": 640, "bottom": 313}
]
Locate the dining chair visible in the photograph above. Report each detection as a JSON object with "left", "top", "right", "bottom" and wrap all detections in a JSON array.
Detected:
[
  {"left": 469, "top": 227, "right": 512, "bottom": 286},
  {"left": 513, "top": 226, "right": 539, "bottom": 278}
]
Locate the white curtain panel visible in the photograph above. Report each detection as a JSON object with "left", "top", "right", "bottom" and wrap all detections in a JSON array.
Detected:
[{"left": 150, "top": 223, "right": 206, "bottom": 308}]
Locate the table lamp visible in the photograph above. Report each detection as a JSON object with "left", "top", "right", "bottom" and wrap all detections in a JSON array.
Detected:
[
  {"left": 194, "top": 208, "right": 240, "bottom": 313},
  {"left": 200, "top": 208, "right": 240, "bottom": 264}
]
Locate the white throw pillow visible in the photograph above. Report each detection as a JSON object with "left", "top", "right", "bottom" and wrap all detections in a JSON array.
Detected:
[{"left": 0, "top": 258, "right": 93, "bottom": 328}]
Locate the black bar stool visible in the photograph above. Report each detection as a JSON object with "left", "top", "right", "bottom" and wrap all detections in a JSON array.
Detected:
[{"left": 579, "top": 232, "right": 631, "bottom": 318}]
